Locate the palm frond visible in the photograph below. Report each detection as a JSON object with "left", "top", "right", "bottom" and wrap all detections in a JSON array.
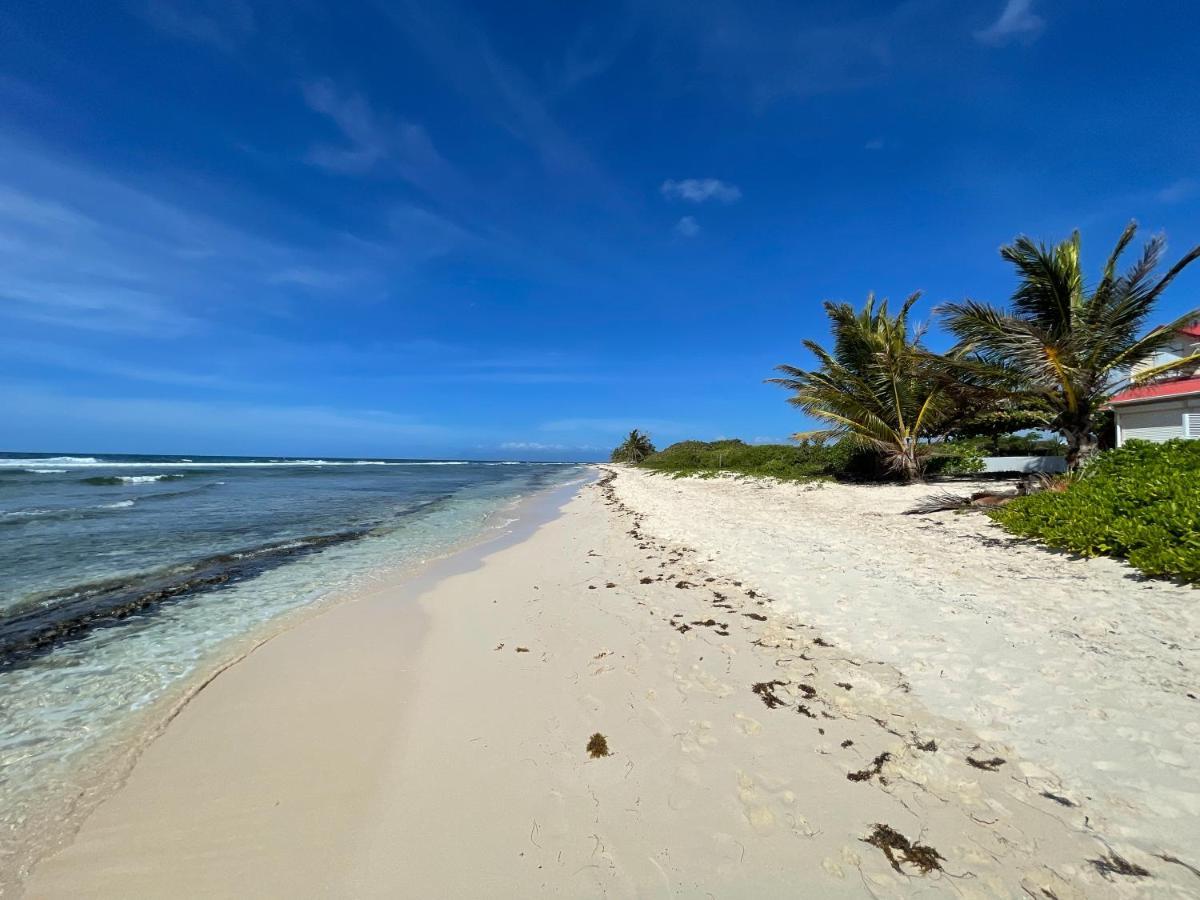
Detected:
[
  {"left": 1128, "top": 352, "right": 1200, "bottom": 384},
  {"left": 772, "top": 292, "right": 950, "bottom": 480},
  {"left": 940, "top": 223, "right": 1200, "bottom": 468},
  {"left": 999, "top": 233, "right": 1082, "bottom": 332}
]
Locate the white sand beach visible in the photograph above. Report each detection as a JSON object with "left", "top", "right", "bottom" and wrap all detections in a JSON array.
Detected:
[{"left": 22, "top": 468, "right": 1200, "bottom": 897}]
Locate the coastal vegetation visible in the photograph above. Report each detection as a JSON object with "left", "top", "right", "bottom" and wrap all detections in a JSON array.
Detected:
[
  {"left": 990, "top": 440, "right": 1200, "bottom": 583},
  {"left": 637, "top": 439, "right": 860, "bottom": 481},
  {"left": 610, "top": 429, "right": 656, "bottom": 463},
  {"left": 631, "top": 437, "right": 988, "bottom": 481}
]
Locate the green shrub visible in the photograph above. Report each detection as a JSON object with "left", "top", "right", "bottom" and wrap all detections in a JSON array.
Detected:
[
  {"left": 990, "top": 440, "right": 1200, "bottom": 583},
  {"left": 926, "top": 443, "right": 986, "bottom": 476},
  {"left": 937, "top": 432, "right": 1066, "bottom": 459},
  {"left": 639, "top": 439, "right": 878, "bottom": 482}
]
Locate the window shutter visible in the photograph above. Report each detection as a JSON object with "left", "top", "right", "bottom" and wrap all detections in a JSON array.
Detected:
[{"left": 1184, "top": 413, "right": 1200, "bottom": 439}]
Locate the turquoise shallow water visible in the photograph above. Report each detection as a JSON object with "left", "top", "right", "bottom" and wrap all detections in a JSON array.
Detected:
[{"left": 0, "top": 452, "right": 584, "bottom": 883}]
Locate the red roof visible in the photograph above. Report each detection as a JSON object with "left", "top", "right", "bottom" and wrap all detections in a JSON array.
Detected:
[
  {"left": 1179, "top": 324, "right": 1200, "bottom": 339},
  {"left": 1110, "top": 376, "right": 1200, "bottom": 405}
]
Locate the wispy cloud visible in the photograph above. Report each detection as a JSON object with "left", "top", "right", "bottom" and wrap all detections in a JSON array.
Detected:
[
  {"left": 974, "top": 0, "right": 1044, "bottom": 46},
  {"left": 133, "top": 0, "right": 256, "bottom": 52},
  {"left": 371, "top": 0, "right": 624, "bottom": 200},
  {"left": 674, "top": 215, "right": 700, "bottom": 237},
  {"left": 642, "top": 0, "right": 919, "bottom": 106},
  {"left": 1, "top": 339, "right": 260, "bottom": 390},
  {"left": 1157, "top": 178, "right": 1198, "bottom": 205},
  {"left": 546, "top": 15, "right": 640, "bottom": 101},
  {"left": 0, "top": 382, "right": 449, "bottom": 454},
  {"left": 660, "top": 178, "right": 742, "bottom": 204},
  {"left": 0, "top": 134, "right": 459, "bottom": 343},
  {"left": 302, "top": 79, "right": 457, "bottom": 191},
  {"left": 499, "top": 441, "right": 568, "bottom": 451}
]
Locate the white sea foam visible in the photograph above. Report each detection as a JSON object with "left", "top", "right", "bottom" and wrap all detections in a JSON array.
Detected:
[
  {"left": 114, "top": 475, "right": 183, "bottom": 484},
  {"left": 30, "top": 469, "right": 67, "bottom": 475},
  {"left": 1, "top": 508, "right": 54, "bottom": 519},
  {"left": 1, "top": 499, "right": 137, "bottom": 519}
]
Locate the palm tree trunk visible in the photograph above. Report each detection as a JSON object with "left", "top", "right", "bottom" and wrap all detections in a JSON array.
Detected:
[
  {"left": 1063, "top": 427, "right": 1098, "bottom": 470},
  {"left": 894, "top": 442, "right": 923, "bottom": 483}
]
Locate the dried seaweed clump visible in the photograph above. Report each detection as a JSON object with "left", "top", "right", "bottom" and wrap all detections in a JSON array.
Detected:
[
  {"left": 1091, "top": 852, "right": 1151, "bottom": 879},
  {"left": 586, "top": 732, "right": 610, "bottom": 758},
  {"left": 863, "top": 824, "right": 944, "bottom": 874},
  {"left": 752, "top": 680, "right": 788, "bottom": 709},
  {"left": 847, "top": 751, "right": 892, "bottom": 783},
  {"left": 966, "top": 755, "right": 1005, "bottom": 771}
]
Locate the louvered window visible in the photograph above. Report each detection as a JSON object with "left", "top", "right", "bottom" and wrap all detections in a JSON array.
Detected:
[{"left": 1184, "top": 413, "right": 1200, "bottom": 439}]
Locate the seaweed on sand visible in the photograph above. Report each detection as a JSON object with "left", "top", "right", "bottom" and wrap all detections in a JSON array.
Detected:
[
  {"left": 1091, "top": 852, "right": 1151, "bottom": 879},
  {"left": 1041, "top": 790, "right": 1074, "bottom": 807},
  {"left": 966, "top": 756, "right": 1005, "bottom": 771},
  {"left": 848, "top": 751, "right": 892, "bottom": 783},
  {"left": 587, "top": 733, "right": 610, "bottom": 758},
  {"left": 863, "top": 824, "right": 944, "bottom": 874},
  {"left": 752, "top": 680, "right": 788, "bottom": 709}
]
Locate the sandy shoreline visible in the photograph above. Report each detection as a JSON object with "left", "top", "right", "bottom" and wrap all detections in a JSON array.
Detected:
[{"left": 22, "top": 468, "right": 1200, "bottom": 897}]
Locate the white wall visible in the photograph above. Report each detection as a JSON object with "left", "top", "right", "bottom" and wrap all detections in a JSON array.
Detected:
[
  {"left": 1115, "top": 395, "right": 1200, "bottom": 444},
  {"left": 980, "top": 456, "right": 1067, "bottom": 474}
]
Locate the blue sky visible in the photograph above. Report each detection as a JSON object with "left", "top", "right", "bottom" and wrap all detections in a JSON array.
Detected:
[{"left": 1, "top": 0, "right": 1198, "bottom": 461}]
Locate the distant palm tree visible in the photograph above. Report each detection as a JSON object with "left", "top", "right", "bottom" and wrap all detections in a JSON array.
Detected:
[
  {"left": 769, "top": 292, "right": 953, "bottom": 482},
  {"left": 940, "top": 222, "right": 1200, "bottom": 468},
  {"left": 610, "top": 429, "right": 656, "bottom": 463}
]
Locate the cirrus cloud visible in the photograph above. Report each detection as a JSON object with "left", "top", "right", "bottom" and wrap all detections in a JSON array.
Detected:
[
  {"left": 674, "top": 215, "right": 700, "bottom": 237},
  {"left": 974, "top": 0, "right": 1044, "bottom": 47},
  {"left": 660, "top": 178, "right": 742, "bottom": 204}
]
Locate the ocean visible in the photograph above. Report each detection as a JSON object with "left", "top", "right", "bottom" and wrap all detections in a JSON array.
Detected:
[{"left": 0, "top": 452, "right": 585, "bottom": 882}]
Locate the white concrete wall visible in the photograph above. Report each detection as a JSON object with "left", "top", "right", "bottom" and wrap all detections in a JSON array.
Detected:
[
  {"left": 980, "top": 456, "right": 1067, "bottom": 474},
  {"left": 1114, "top": 395, "right": 1200, "bottom": 445}
]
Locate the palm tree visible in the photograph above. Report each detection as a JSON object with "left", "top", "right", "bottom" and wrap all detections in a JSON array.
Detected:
[
  {"left": 610, "top": 429, "right": 656, "bottom": 463},
  {"left": 940, "top": 222, "right": 1200, "bottom": 468},
  {"left": 768, "top": 292, "right": 954, "bottom": 482}
]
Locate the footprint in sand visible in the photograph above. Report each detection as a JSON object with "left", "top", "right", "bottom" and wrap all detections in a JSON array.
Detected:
[
  {"left": 667, "top": 761, "right": 702, "bottom": 812},
  {"left": 734, "top": 712, "right": 762, "bottom": 735},
  {"left": 736, "top": 772, "right": 777, "bottom": 835},
  {"left": 676, "top": 720, "right": 717, "bottom": 758}
]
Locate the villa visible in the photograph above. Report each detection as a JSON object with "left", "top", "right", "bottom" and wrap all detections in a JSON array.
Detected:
[{"left": 1110, "top": 322, "right": 1200, "bottom": 444}]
